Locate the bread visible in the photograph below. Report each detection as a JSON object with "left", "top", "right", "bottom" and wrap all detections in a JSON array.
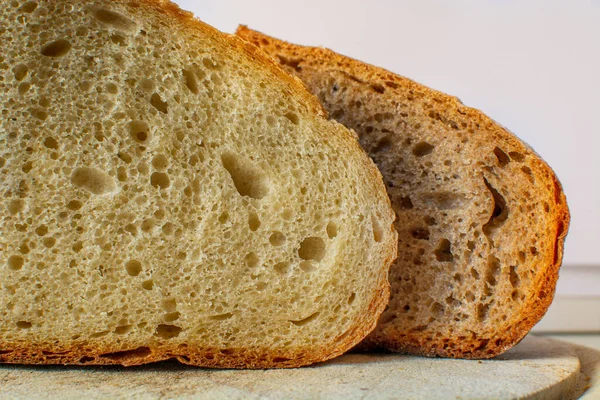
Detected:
[
  {"left": 237, "top": 26, "right": 570, "bottom": 359},
  {"left": 0, "top": 0, "right": 398, "bottom": 369}
]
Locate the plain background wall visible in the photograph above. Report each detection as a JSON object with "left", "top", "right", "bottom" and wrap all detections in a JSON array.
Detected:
[{"left": 174, "top": 0, "right": 600, "bottom": 270}]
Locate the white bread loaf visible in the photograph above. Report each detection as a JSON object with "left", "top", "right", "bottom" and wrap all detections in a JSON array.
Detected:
[
  {"left": 0, "top": 0, "right": 397, "bottom": 368},
  {"left": 237, "top": 26, "right": 570, "bottom": 359}
]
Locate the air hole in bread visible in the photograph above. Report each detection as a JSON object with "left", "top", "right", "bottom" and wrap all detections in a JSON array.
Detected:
[
  {"left": 182, "top": 68, "right": 199, "bottom": 94},
  {"left": 274, "top": 262, "right": 290, "bottom": 274},
  {"left": 485, "top": 256, "right": 500, "bottom": 287},
  {"left": 141, "top": 279, "right": 154, "bottom": 290},
  {"left": 511, "top": 290, "right": 520, "bottom": 301},
  {"left": 150, "top": 93, "right": 168, "bottom": 114},
  {"left": 150, "top": 172, "right": 170, "bottom": 189},
  {"left": 34, "top": 224, "right": 47, "bottom": 236},
  {"left": 374, "top": 112, "right": 393, "bottom": 123},
  {"left": 116, "top": 166, "right": 128, "bottom": 182},
  {"left": 530, "top": 246, "right": 538, "bottom": 256},
  {"left": 431, "top": 302, "right": 444, "bottom": 316},
  {"left": 370, "top": 83, "right": 385, "bottom": 94},
  {"left": 12, "top": 64, "right": 28, "bottom": 81},
  {"left": 217, "top": 211, "right": 229, "bottom": 225},
  {"left": 161, "top": 299, "right": 177, "bottom": 313},
  {"left": 269, "top": 231, "right": 286, "bottom": 246},
  {"left": 124, "top": 223, "right": 137, "bottom": 236},
  {"left": 7, "top": 255, "right": 24, "bottom": 271},
  {"left": 410, "top": 227, "right": 430, "bottom": 241},
  {"left": 43, "top": 237, "right": 56, "bottom": 248},
  {"left": 202, "top": 58, "right": 219, "bottom": 70},
  {"left": 8, "top": 199, "right": 25, "bottom": 215},
  {"left": 298, "top": 237, "right": 326, "bottom": 261},
  {"left": 94, "top": 8, "right": 138, "bottom": 33},
  {"left": 43, "top": 137, "right": 59, "bottom": 150},
  {"left": 72, "top": 241, "right": 83, "bottom": 253},
  {"left": 398, "top": 196, "right": 413, "bottom": 210},
  {"left": 466, "top": 290, "right": 475, "bottom": 302},
  {"left": 18, "top": 82, "right": 30, "bottom": 95},
  {"left": 100, "top": 347, "right": 151, "bottom": 360},
  {"left": 285, "top": 111, "right": 299, "bottom": 125},
  {"left": 15, "top": 320, "right": 32, "bottom": 329},
  {"left": 435, "top": 239, "right": 454, "bottom": 262},
  {"left": 19, "top": 243, "right": 30, "bottom": 255},
  {"left": 482, "top": 179, "right": 508, "bottom": 235},
  {"left": 105, "top": 82, "right": 119, "bottom": 94},
  {"left": 91, "top": 330, "right": 110, "bottom": 338},
  {"left": 509, "top": 265, "right": 520, "bottom": 288},
  {"left": 348, "top": 292, "right": 356, "bottom": 305},
  {"left": 245, "top": 252, "right": 259, "bottom": 268},
  {"left": 326, "top": 221, "right": 338, "bottom": 239},
  {"left": 163, "top": 312, "right": 181, "bottom": 323},
  {"left": 412, "top": 141, "right": 434, "bottom": 157},
  {"left": 20, "top": 161, "right": 32, "bottom": 174},
  {"left": 135, "top": 78, "right": 154, "bottom": 94},
  {"left": 493, "top": 147, "right": 510, "bottom": 167},
  {"left": 114, "top": 325, "right": 132, "bottom": 335},
  {"left": 31, "top": 109, "right": 48, "bottom": 120},
  {"left": 476, "top": 303, "right": 491, "bottom": 322},
  {"left": 290, "top": 311, "right": 319, "bottom": 327},
  {"left": 277, "top": 55, "right": 302, "bottom": 72},
  {"left": 248, "top": 211, "right": 261, "bottom": 231},
  {"left": 125, "top": 260, "right": 142, "bottom": 276},
  {"left": 372, "top": 137, "right": 392, "bottom": 154},
  {"left": 210, "top": 313, "right": 233, "bottom": 321},
  {"left": 155, "top": 324, "right": 181, "bottom": 339},
  {"left": 118, "top": 152, "right": 132, "bottom": 164},
  {"left": 221, "top": 152, "right": 270, "bottom": 199},
  {"left": 521, "top": 166, "right": 534, "bottom": 182},
  {"left": 371, "top": 216, "right": 384, "bottom": 243},
  {"left": 299, "top": 260, "right": 317, "bottom": 272},
  {"left": 509, "top": 151, "right": 525, "bottom": 162},
  {"left": 41, "top": 39, "right": 71, "bottom": 57},
  {"left": 71, "top": 167, "right": 117, "bottom": 195},
  {"left": 467, "top": 241, "right": 476, "bottom": 251},
  {"left": 109, "top": 33, "right": 127, "bottom": 46},
  {"left": 20, "top": 1, "right": 38, "bottom": 13},
  {"left": 266, "top": 115, "right": 277, "bottom": 127},
  {"left": 543, "top": 202, "right": 550, "bottom": 213},
  {"left": 330, "top": 108, "right": 345, "bottom": 120}
]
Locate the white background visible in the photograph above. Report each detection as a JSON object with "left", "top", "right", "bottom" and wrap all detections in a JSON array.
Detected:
[{"left": 173, "top": 1, "right": 600, "bottom": 290}]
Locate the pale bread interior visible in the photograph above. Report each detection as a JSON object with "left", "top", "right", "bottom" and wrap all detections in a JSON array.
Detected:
[{"left": 0, "top": 1, "right": 396, "bottom": 368}]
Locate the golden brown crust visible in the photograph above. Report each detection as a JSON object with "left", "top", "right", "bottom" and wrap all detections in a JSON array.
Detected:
[
  {"left": 0, "top": 2, "right": 396, "bottom": 369},
  {"left": 237, "top": 26, "right": 570, "bottom": 359}
]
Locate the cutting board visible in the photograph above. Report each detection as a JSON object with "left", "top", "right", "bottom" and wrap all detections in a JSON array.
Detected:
[{"left": 1, "top": 335, "right": 598, "bottom": 399}]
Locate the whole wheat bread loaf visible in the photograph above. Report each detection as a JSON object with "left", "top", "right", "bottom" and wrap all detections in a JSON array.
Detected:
[
  {"left": 0, "top": 0, "right": 398, "bottom": 369},
  {"left": 237, "top": 26, "right": 570, "bottom": 359}
]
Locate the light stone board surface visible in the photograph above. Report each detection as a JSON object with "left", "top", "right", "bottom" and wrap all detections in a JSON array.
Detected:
[{"left": 2, "top": 335, "right": 597, "bottom": 399}]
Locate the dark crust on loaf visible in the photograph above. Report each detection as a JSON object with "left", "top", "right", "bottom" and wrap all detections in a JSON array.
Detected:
[
  {"left": 237, "top": 25, "right": 570, "bottom": 359},
  {"left": 0, "top": 0, "right": 397, "bottom": 369}
]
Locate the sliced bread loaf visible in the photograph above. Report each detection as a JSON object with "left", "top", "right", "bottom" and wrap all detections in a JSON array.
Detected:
[
  {"left": 237, "top": 26, "right": 570, "bottom": 359},
  {"left": 0, "top": 0, "right": 397, "bottom": 368}
]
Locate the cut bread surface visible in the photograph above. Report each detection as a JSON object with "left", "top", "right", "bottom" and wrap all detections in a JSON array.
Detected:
[
  {"left": 237, "top": 26, "right": 570, "bottom": 359},
  {"left": 0, "top": 0, "right": 397, "bottom": 368}
]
